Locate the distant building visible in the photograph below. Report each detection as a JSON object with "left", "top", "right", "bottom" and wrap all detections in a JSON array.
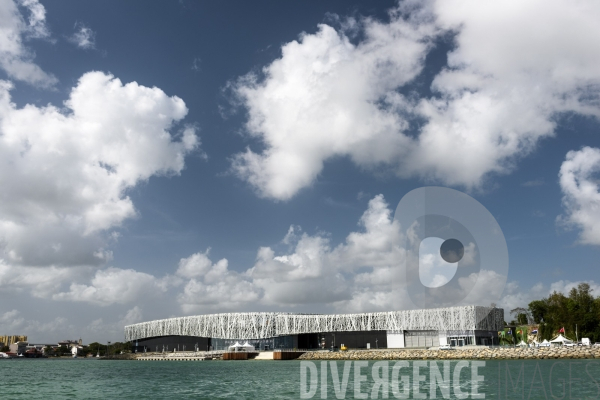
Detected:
[
  {"left": 58, "top": 339, "right": 82, "bottom": 348},
  {"left": 9, "top": 341, "right": 28, "bottom": 354},
  {"left": 0, "top": 335, "right": 27, "bottom": 346},
  {"left": 7, "top": 342, "right": 46, "bottom": 357},
  {"left": 28, "top": 343, "right": 55, "bottom": 354}
]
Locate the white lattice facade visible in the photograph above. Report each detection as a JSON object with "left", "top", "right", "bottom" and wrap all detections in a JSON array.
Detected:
[{"left": 124, "top": 306, "right": 503, "bottom": 341}]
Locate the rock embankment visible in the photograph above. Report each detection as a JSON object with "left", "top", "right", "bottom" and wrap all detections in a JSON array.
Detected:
[{"left": 298, "top": 346, "right": 600, "bottom": 361}]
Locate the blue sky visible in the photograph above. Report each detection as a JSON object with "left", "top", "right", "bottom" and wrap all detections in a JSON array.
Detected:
[{"left": 1, "top": 0, "right": 600, "bottom": 342}]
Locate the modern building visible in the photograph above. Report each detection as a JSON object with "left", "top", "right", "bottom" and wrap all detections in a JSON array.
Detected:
[
  {"left": 0, "top": 335, "right": 27, "bottom": 346},
  {"left": 125, "top": 305, "right": 504, "bottom": 352}
]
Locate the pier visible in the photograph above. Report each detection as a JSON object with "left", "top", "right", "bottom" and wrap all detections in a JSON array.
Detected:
[
  {"left": 134, "top": 349, "right": 309, "bottom": 361},
  {"left": 136, "top": 350, "right": 224, "bottom": 361}
]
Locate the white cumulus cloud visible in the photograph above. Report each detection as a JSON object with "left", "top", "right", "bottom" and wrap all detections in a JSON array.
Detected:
[
  {"left": 247, "top": 194, "right": 407, "bottom": 309},
  {"left": 0, "top": 0, "right": 56, "bottom": 87},
  {"left": 411, "top": 0, "right": 600, "bottom": 187},
  {"left": 176, "top": 250, "right": 262, "bottom": 313},
  {"left": 231, "top": 0, "right": 600, "bottom": 200},
  {"left": 230, "top": 11, "right": 436, "bottom": 200},
  {"left": 558, "top": 147, "right": 600, "bottom": 245},
  {"left": 0, "top": 71, "right": 198, "bottom": 268}
]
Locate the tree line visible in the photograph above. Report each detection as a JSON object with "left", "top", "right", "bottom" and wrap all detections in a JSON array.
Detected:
[{"left": 526, "top": 283, "right": 600, "bottom": 342}]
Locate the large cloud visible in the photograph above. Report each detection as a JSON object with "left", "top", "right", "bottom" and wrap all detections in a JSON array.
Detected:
[
  {"left": 0, "top": 261, "right": 88, "bottom": 298},
  {"left": 230, "top": 11, "right": 436, "bottom": 200},
  {"left": 0, "top": 71, "right": 198, "bottom": 268},
  {"left": 246, "top": 194, "right": 407, "bottom": 310},
  {"left": 176, "top": 250, "right": 262, "bottom": 313},
  {"left": 0, "top": 0, "right": 56, "bottom": 87},
  {"left": 413, "top": 0, "right": 600, "bottom": 186},
  {"left": 40, "top": 195, "right": 404, "bottom": 311},
  {"left": 558, "top": 147, "right": 600, "bottom": 245},
  {"left": 231, "top": 0, "right": 600, "bottom": 200},
  {"left": 52, "top": 268, "right": 168, "bottom": 306},
  {"left": 15, "top": 193, "right": 596, "bottom": 319},
  {"left": 76, "top": 195, "right": 490, "bottom": 313}
]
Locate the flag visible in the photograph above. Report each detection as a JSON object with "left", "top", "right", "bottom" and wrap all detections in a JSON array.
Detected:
[
  {"left": 559, "top": 327, "right": 565, "bottom": 333},
  {"left": 508, "top": 329, "right": 512, "bottom": 335},
  {"left": 532, "top": 329, "right": 538, "bottom": 334}
]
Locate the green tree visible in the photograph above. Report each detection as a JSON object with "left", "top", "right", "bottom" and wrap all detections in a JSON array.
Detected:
[
  {"left": 529, "top": 300, "right": 548, "bottom": 324},
  {"left": 529, "top": 284, "right": 600, "bottom": 342},
  {"left": 510, "top": 307, "right": 531, "bottom": 324},
  {"left": 43, "top": 345, "right": 54, "bottom": 356},
  {"left": 87, "top": 342, "right": 107, "bottom": 356}
]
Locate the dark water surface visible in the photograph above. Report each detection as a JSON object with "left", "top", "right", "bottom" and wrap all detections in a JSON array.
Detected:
[{"left": 1, "top": 358, "right": 599, "bottom": 399}]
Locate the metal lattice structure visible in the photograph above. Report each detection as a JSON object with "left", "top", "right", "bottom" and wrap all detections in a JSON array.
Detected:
[{"left": 124, "top": 306, "right": 504, "bottom": 341}]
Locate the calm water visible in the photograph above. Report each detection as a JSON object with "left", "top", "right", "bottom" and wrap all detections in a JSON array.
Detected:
[{"left": 1, "top": 358, "right": 599, "bottom": 399}]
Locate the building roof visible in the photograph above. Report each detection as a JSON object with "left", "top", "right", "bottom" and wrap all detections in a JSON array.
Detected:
[{"left": 125, "top": 305, "right": 504, "bottom": 341}]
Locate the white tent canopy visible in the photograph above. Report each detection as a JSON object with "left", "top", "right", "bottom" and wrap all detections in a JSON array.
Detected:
[
  {"left": 228, "top": 342, "right": 241, "bottom": 350},
  {"left": 517, "top": 340, "right": 528, "bottom": 347},
  {"left": 228, "top": 341, "right": 255, "bottom": 352},
  {"left": 550, "top": 334, "right": 573, "bottom": 345},
  {"left": 241, "top": 342, "right": 255, "bottom": 351},
  {"left": 539, "top": 339, "right": 550, "bottom": 347}
]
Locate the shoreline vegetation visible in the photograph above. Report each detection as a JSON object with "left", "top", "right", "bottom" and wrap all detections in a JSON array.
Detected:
[{"left": 526, "top": 283, "right": 600, "bottom": 342}]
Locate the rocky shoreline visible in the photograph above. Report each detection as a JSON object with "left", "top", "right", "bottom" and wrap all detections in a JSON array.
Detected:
[{"left": 297, "top": 346, "right": 600, "bottom": 361}]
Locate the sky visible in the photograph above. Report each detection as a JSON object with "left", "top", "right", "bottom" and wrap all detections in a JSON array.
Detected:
[{"left": 1, "top": 0, "right": 600, "bottom": 343}]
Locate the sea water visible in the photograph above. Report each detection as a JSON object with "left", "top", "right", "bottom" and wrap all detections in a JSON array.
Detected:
[{"left": 1, "top": 358, "right": 599, "bottom": 399}]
